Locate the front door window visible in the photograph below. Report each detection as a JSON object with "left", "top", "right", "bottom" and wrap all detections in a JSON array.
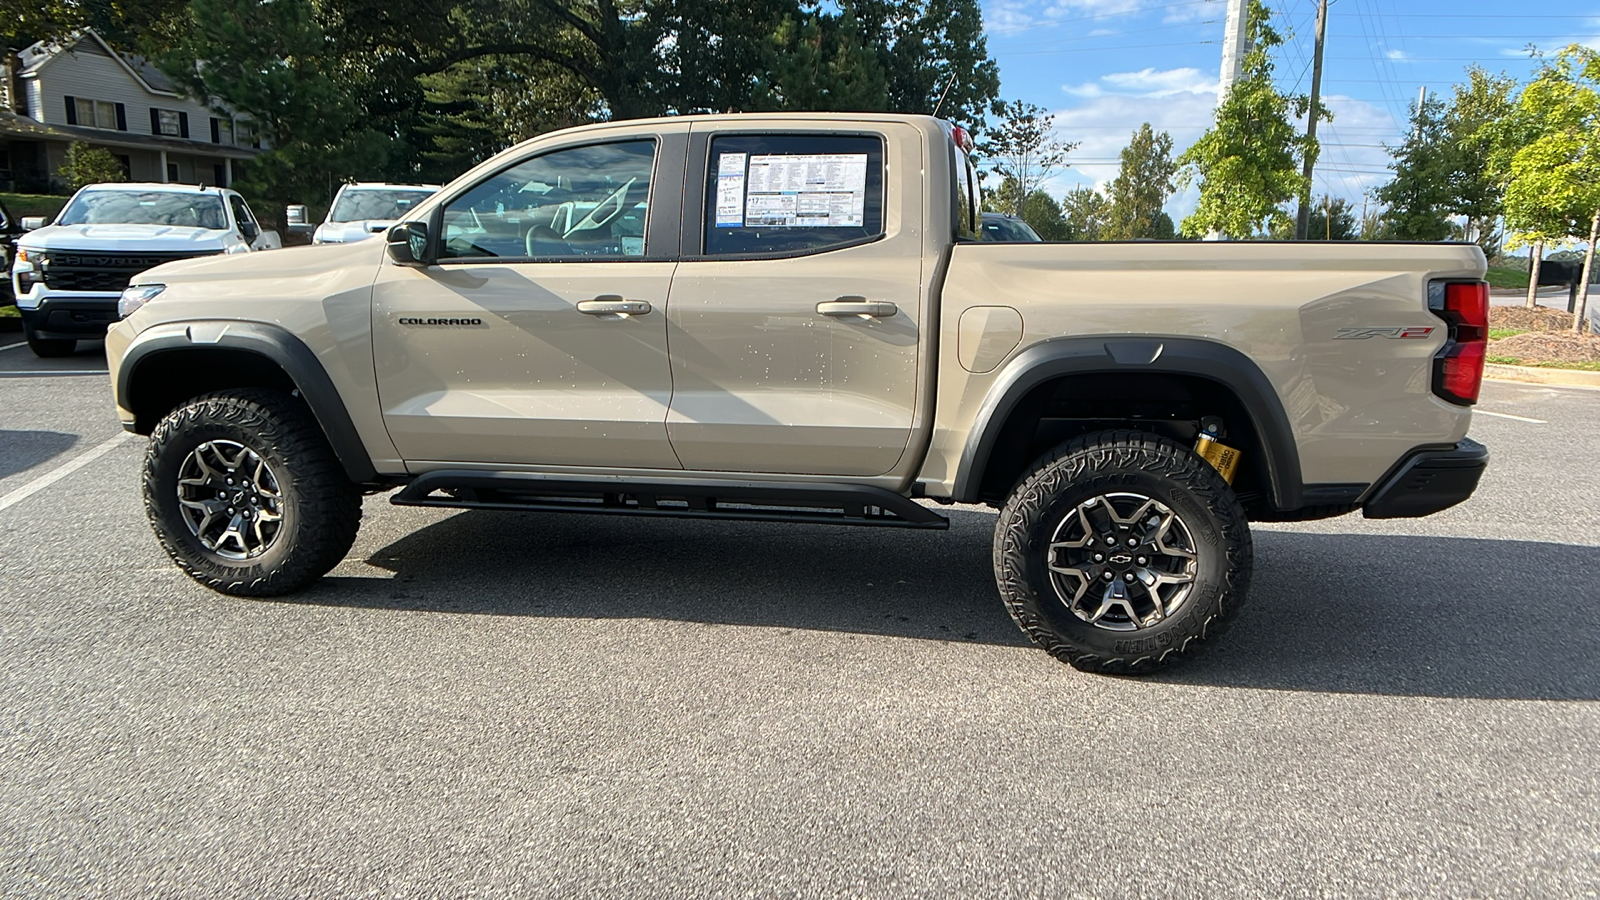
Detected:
[{"left": 441, "top": 140, "right": 655, "bottom": 261}]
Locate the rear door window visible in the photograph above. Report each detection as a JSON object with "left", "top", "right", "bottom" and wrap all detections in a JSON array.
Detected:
[{"left": 702, "top": 134, "right": 884, "bottom": 257}]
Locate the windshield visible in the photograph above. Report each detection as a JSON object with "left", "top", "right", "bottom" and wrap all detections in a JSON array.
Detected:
[
  {"left": 981, "top": 216, "right": 1042, "bottom": 242},
  {"left": 329, "top": 189, "right": 435, "bottom": 223},
  {"left": 56, "top": 190, "right": 228, "bottom": 229}
]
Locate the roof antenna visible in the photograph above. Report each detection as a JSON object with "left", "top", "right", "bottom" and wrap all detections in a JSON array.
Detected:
[{"left": 932, "top": 70, "right": 957, "bottom": 119}]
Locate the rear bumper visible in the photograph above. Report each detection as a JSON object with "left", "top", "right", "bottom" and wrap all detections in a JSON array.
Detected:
[
  {"left": 17, "top": 293, "right": 120, "bottom": 340},
  {"left": 1362, "top": 438, "right": 1488, "bottom": 519}
]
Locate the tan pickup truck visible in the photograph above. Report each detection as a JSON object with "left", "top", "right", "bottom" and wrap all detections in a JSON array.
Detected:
[{"left": 105, "top": 113, "right": 1490, "bottom": 674}]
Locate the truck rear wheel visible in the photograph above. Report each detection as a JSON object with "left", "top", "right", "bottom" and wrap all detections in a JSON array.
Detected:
[
  {"left": 142, "top": 390, "right": 362, "bottom": 596},
  {"left": 993, "top": 430, "right": 1253, "bottom": 674}
]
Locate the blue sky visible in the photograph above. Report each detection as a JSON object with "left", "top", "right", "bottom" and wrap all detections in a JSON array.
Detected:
[{"left": 980, "top": 0, "right": 1600, "bottom": 215}]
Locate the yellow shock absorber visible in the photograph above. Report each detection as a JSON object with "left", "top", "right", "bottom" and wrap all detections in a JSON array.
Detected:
[{"left": 1195, "top": 426, "right": 1242, "bottom": 484}]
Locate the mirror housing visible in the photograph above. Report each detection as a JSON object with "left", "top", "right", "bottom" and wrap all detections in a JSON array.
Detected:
[
  {"left": 386, "top": 222, "right": 430, "bottom": 266},
  {"left": 284, "top": 204, "right": 314, "bottom": 236},
  {"left": 20, "top": 216, "right": 48, "bottom": 231},
  {"left": 239, "top": 220, "right": 260, "bottom": 242}
]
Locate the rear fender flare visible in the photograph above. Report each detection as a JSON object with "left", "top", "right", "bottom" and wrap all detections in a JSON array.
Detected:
[{"left": 952, "top": 336, "right": 1303, "bottom": 509}]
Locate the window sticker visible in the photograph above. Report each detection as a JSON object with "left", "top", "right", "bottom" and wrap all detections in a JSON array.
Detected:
[
  {"left": 714, "top": 152, "right": 748, "bottom": 227},
  {"left": 743, "top": 153, "right": 868, "bottom": 227}
]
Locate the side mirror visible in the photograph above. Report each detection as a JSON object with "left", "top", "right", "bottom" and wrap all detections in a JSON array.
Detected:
[
  {"left": 285, "top": 204, "right": 314, "bottom": 236},
  {"left": 20, "top": 216, "right": 48, "bottom": 231},
  {"left": 386, "top": 222, "right": 430, "bottom": 266},
  {"left": 239, "top": 220, "right": 260, "bottom": 242}
]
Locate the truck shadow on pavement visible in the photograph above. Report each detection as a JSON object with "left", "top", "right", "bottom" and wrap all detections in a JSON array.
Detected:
[
  {"left": 300, "top": 508, "right": 1600, "bottom": 702},
  {"left": 0, "top": 430, "right": 78, "bottom": 480}
]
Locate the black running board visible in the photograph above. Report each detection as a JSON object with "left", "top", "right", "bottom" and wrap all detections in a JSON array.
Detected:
[{"left": 391, "top": 470, "right": 950, "bottom": 530}]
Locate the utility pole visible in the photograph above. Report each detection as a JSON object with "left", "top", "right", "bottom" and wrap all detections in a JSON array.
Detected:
[
  {"left": 1219, "top": 0, "right": 1248, "bottom": 100},
  {"left": 1208, "top": 0, "right": 1249, "bottom": 241},
  {"left": 1294, "top": 0, "right": 1329, "bottom": 240}
]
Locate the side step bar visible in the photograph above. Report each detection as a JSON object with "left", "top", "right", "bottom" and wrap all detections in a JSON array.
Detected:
[{"left": 391, "top": 470, "right": 950, "bottom": 530}]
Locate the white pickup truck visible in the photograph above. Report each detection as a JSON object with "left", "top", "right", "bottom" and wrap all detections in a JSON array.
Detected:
[
  {"left": 287, "top": 183, "right": 441, "bottom": 245},
  {"left": 10, "top": 182, "right": 279, "bottom": 357}
]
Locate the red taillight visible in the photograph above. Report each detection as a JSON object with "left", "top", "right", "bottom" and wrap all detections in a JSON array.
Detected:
[
  {"left": 951, "top": 125, "right": 974, "bottom": 154},
  {"left": 1430, "top": 280, "right": 1489, "bottom": 405}
]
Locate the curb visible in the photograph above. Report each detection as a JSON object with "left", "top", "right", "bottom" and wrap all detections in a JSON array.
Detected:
[{"left": 1485, "top": 363, "right": 1600, "bottom": 388}]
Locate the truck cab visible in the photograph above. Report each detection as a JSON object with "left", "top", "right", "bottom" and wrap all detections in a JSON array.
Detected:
[{"left": 10, "top": 182, "right": 278, "bottom": 356}]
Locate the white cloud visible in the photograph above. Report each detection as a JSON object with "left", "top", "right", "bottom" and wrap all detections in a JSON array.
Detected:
[
  {"left": 1061, "top": 66, "right": 1217, "bottom": 100},
  {"left": 1101, "top": 67, "right": 1217, "bottom": 97},
  {"left": 1047, "top": 85, "right": 1220, "bottom": 199},
  {"left": 1386, "top": 49, "right": 1408, "bottom": 61},
  {"left": 1028, "top": 79, "right": 1402, "bottom": 222}
]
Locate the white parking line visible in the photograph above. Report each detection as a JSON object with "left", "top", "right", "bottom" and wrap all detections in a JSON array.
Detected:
[
  {"left": 0, "top": 432, "right": 134, "bottom": 514},
  {"left": 1475, "top": 409, "right": 1547, "bottom": 424},
  {"left": 0, "top": 370, "right": 108, "bottom": 377},
  {"left": 0, "top": 341, "right": 25, "bottom": 352}
]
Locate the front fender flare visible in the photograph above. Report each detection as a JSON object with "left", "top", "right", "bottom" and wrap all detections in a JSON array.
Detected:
[
  {"left": 951, "top": 336, "right": 1303, "bottom": 509},
  {"left": 118, "top": 320, "right": 378, "bottom": 484}
]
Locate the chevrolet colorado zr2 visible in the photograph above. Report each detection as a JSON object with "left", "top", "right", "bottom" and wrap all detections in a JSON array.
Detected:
[{"left": 105, "top": 114, "right": 1489, "bottom": 673}]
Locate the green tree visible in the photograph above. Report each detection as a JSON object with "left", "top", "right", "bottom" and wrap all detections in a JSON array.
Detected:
[
  {"left": 1103, "top": 123, "right": 1178, "bottom": 240},
  {"left": 58, "top": 142, "right": 128, "bottom": 191},
  {"left": 1271, "top": 194, "right": 1355, "bottom": 240},
  {"left": 1060, "top": 185, "right": 1110, "bottom": 241},
  {"left": 1177, "top": 1, "right": 1310, "bottom": 239},
  {"left": 852, "top": 0, "right": 1000, "bottom": 125},
  {"left": 758, "top": 10, "right": 889, "bottom": 112},
  {"left": 149, "top": 0, "right": 1000, "bottom": 208},
  {"left": 982, "top": 176, "right": 1068, "bottom": 239},
  {"left": 979, "top": 100, "right": 1077, "bottom": 218},
  {"left": 1448, "top": 67, "right": 1518, "bottom": 253},
  {"left": 1501, "top": 47, "right": 1600, "bottom": 331},
  {"left": 1376, "top": 93, "right": 1457, "bottom": 241}
]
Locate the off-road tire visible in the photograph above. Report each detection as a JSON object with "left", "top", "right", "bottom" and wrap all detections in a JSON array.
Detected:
[
  {"left": 143, "top": 389, "right": 361, "bottom": 596},
  {"left": 993, "top": 430, "right": 1253, "bottom": 674},
  {"left": 25, "top": 328, "right": 75, "bottom": 358}
]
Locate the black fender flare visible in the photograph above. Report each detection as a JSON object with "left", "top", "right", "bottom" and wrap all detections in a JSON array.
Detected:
[
  {"left": 951, "top": 336, "right": 1304, "bottom": 509},
  {"left": 118, "top": 321, "right": 379, "bottom": 484}
]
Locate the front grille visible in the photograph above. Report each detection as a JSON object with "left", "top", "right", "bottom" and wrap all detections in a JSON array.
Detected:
[{"left": 39, "top": 249, "right": 222, "bottom": 293}]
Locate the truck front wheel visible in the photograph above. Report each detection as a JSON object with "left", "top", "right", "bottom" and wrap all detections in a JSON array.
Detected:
[
  {"left": 993, "top": 430, "right": 1253, "bottom": 674},
  {"left": 142, "top": 390, "right": 362, "bottom": 596}
]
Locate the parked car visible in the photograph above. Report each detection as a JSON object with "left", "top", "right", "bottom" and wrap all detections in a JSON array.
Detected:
[
  {"left": 107, "top": 113, "right": 1489, "bottom": 675},
  {"left": 0, "top": 196, "right": 21, "bottom": 305},
  {"left": 288, "top": 183, "right": 440, "bottom": 245},
  {"left": 980, "top": 212, "right": 1043, "bottom": 242},
  {"left": 11, "top": 183, "right": 279, "bottom": 357}
]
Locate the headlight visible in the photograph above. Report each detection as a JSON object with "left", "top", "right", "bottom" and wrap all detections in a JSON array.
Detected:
[{"left": 118, "top": 283, "right": 166, "bottom": 318}]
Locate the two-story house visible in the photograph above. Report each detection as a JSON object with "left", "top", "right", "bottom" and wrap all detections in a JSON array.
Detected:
[{"left": 0, "top": 30, "right": 264, "bottom": 193}]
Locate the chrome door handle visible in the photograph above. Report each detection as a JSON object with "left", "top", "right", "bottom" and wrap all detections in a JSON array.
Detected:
[
  {"left": 816, "top": 297, "right": 898, "bottom": 318},
  {"left": 578, "top": 296, "right": 652, "bottom": 316}
]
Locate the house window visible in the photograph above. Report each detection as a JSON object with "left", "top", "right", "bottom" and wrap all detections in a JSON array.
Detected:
[
  {"left": 236, "top": 120, "right": 260, "bottom": 149},
  {"left": 155, "top": 109, "right": 182, "bottom": 136},
  {"left": 71, "top": 97, "right": 121, "bottom": 130}
]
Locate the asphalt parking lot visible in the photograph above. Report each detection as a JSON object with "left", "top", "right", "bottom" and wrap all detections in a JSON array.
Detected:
[{"left": 2, "top": 338, "right": 1597, "bottom": 898}]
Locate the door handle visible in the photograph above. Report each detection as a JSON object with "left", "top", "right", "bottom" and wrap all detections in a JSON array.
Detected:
[
  {"left": 816, "top": 297, "right": 898, "bottom": 318},
  {"left": 578, "top": 295, "right": 652, "bottom": 316}
]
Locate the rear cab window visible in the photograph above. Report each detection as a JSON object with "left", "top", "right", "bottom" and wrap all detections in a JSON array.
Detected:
[{"left": 701, "top": 134, "right": 884, "bottom": 257}]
